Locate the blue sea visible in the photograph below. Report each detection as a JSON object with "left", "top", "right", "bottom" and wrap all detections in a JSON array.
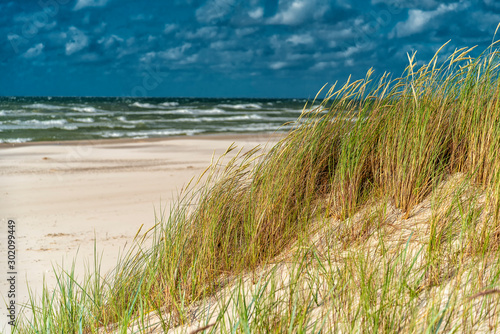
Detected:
[{"left": 0, "top": 97, "right": 310, "bottom": 143}]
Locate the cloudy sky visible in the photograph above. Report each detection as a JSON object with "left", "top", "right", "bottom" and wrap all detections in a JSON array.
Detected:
[{"left": 1, "top": 0, "right": 499, "bottom": 98}]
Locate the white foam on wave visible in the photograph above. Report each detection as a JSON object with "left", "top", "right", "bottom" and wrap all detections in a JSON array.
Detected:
[
  {"left": 99, "top": 128, "right": 203, "bottom": 138},
  {"left": 0, "top": 109, "right": 23, "bottom": 115},
  {"left": 165, "top": 114, "right": 266, "bottom": 124},
  {"left": 70, "top": 106, "right": 99, "bottom": 113},
  {"left": 65, "top": 111, "right": 110, "bottom": 117},
  {"left": 284, "top": 108, "right": 307, "bottom": 113},
  {"left": 130, "top": 102, "right": 158, "bottom": 109},
  {"left": 169, "top": 108, "right": 225, "bottom": 115},
  {"left": 218, "top": 103, "right": 262, "bottom": 110},
  {"left": 122, "top": 108, "right": 228, "bottom": 116},
  {"left": 22, "top": 103, "right": 65, "bottom": 110},
  {"left": 159, "top": 102, "right": 179, "bottom": 107},
  {"left": 198, "top": 114, "right": 263, "bottom": 122},
  {"left": 217, "top": 123, "right": 294, "bottom": 132},
  {"left": 25, "top": 119, "right": 67, "bottom": 126},
  {"left": 199, "top": 108, "right": 225, "bottom": 114},
  {"left": 117, "top": 116, "right": 148, "bottom": 124},
  {"left": 74, "top": 117, "right": 94, "bottom": 123},
  {"left": 0, "top": 138, "right": 33, "bottom": 143},
  {"left": 116, "top": 116, "right": 148, "bottom": 124},
  {"left": 123, "top": 109, "right": 194, "bottom": 115}
]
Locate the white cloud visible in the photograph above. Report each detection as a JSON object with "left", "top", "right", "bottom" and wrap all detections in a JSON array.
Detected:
[
  {"left": 235, "top": 27, "right": 258, "bottom": 37},
  {"left": 335, "top": 43, "right": 374, "bottom": 59},
  {"left": 164, "top": 23, "right": 178, "bottom": 34},
  {"left": 196, "top": 0, "right": 236, "bottom": 23},
  {"left": 184, "top": 26, "right": 219, "bottom": 39},
  {"left": 140, "top": 52, "right": 155, "bottom": 64},
  {"left": 97, "top": 34, "right": 123, "bottom": 49},
  {"left": 394, "top": 3, "right": 461, "bottom": 37},
  {"left": 159, "top": 43, "right": 192, "bottom": 60},
  {"left": 310, "top": 61, "right": 338, "bottom": 71},
  {"left": 268, "top": 0, "right": 329, "bottom": 25},
  {"left": 142, "top": 43, "right": 193, "bottom": 64},
  {"left": 249, "top": 7, "right": 263, "bottom": 19},
  {"left": 287, "top": 34, "right": 314, "bottom": 45},
  {"left": 65, "top": 27, "right": 89, "bottom": 55},
  {"left": 22, "top": 43, "right": 44, "bottom": 59},
  {"left": 178, "top": 54, "right": 199, "bottom": 65},
  {"left": 210, "top": 40, "right": 237, "bottom": 50},
  {"left": 270, "top": 61, "right": 288, "bottom": 70},
  {"left": 74, "top": 0, "right": 109, "bottom": 11}
]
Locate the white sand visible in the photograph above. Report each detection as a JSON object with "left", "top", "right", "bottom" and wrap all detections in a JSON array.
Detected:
[{"left": 0, "top": 133, "right": 279, "bottom": 329}]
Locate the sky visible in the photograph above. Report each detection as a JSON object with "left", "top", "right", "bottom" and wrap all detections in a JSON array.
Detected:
[{"left": 1, "top": 0, "right": 499, "bottom": 98}]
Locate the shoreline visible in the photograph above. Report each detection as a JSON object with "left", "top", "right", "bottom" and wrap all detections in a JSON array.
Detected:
[
  {"left": 0, "top": 131, "right": 285, "bottom": 148},
  {"left": 0, "top": 132, "right": 281, "bottom": 328}
]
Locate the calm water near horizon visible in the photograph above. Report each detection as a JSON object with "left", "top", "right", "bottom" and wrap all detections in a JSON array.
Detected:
[{"left": 0, "top": 96, "right": 311, "bottom": 143}]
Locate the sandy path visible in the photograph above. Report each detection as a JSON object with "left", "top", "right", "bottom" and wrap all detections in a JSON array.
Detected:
[{"left": 0, "top": 133, "right": 279, "bottom": 330}]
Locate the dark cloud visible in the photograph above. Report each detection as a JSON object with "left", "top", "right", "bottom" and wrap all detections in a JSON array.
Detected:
[{"left": 0, "top": 0, "right": 498, "bottom": 97}]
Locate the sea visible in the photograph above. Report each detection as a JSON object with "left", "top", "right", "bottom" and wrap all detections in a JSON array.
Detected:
[{"left": 0, "top": 96, "right": 311, "bottom": 144}]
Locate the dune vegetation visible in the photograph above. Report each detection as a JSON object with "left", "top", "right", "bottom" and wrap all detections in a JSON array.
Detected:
[{"left": 15, "top": 39, "right": 500, "bottom": 333}]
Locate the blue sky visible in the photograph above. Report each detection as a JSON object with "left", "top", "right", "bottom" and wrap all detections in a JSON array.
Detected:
[{"left": 1, "top": 0, "right": 499, "bottom": 98}]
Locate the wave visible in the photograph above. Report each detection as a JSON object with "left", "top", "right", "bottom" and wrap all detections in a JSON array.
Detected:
[
  {"left": 2, "top": 119, "right": 71, "bottom": 130},
  {"left": 22, "top": 103, "right": 65, "bottom": 110},
  {"left": 0, "top": 138, "right": 33, "bottom": 143},
  {"left": 1, "top": 98, "right": 307, "bottom": 142},
  {"left": 74, "top": 117, "right": 94, "bottom": 123},
  {"left": 120, "top": 109, "right": 192, "bottom": 115},
  {"left": 197, "top": 114, "right": 263, "bottom": 122},
  {"left": 21, "top": 103, "right": 103, "bottom": 113},
  {"left": 65, "top": 111, "right": 111, "bottom": 117},
  {"left": 121, "top": 108, "right": 228, "bottom": 116},
  {"left": 218, "top": 103, "right": 262, "bottom": 110},
  {"left": 130, "top": 102, "right": 159, "bottom": 109},
  {"left": 199, "top": 108, "right": 225, "bottom": 114},
  {"left": 159, "top": 102, "right": 179, "bottom": 107},
  {"left": 70, "top": 106, "right": 100, "bottom": 113},
  {"left": 99, "top": 128, "right": 204, "bottom": 138},
  {"left": 117, "top": 116, "right": 148, "bottom": 124},
  {"left": 131, "top": 102, "right": 185, "bottom": 109},
  {"left": 283, "top": 108, "right": 308, "bottom": 113},
  {"left": 24, "top": 119, "right": 67, "bottom": 126}
]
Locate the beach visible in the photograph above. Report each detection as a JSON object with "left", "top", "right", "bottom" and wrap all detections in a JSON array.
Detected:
[{"left": 0, "top": 133, "right": 279, "bottom": 326}]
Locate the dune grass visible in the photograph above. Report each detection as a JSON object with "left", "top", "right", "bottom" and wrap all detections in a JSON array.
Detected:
[{"left": 13, "top": 38, "right": 500, "bottom": 332}]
